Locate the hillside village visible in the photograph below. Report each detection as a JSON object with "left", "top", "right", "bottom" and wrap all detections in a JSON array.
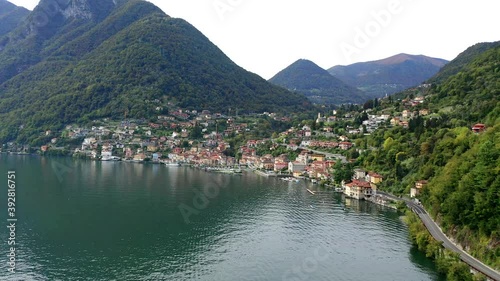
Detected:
[{"left": 2, "top": 93, "right": 481, "bottom": 204}]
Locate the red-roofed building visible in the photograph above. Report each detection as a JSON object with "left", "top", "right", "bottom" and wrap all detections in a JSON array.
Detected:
[
  {"left": 471, "top": 124, "right": 486, "bottom": 133},
  {"left": 339, "top": 142, "right": 353, "bottom": 150},
  {"left": 343, "top": 179, "right": 373, "bottom": 200}
]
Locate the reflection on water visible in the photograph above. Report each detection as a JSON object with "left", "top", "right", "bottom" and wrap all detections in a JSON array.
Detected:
[{"left": 0, "top": 155, "right": 444, "bottom": 281}]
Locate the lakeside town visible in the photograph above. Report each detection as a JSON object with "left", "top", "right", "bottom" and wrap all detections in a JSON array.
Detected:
[{"left": 0, "top": 93, "right": 464, "bottom": 207}]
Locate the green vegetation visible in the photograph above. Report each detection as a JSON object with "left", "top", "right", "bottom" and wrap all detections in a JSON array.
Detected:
[
  {"left": 0, "top": 0, "right": 29, "bottom": 37},
  {"left": 405, "top": 211, "right": 486, "bottom": 281},
  {"left": 359, "top": 45, "right": 500, "bottom": 269},
  {"left": 429, "top": 41, "right": 500, "bottom": 84},
  {"left": 0, "top": 0, "right": 311, "bottom": 144}
]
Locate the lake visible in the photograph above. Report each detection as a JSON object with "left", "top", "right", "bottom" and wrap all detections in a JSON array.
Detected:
[{"left": 0, "top": 155, "right": 443, "bottom": 280}]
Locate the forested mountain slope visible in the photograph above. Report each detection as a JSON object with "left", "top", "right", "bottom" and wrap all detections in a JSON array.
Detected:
[
  {"left": 0, "top": 0, "right": 311, "bottom": 143},
  {"left": 360, "top": 44, "right": 500, "bottom": 269}
]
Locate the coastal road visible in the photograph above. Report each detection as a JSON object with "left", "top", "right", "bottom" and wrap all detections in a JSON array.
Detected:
[{"left": 405, "top": 200, "right": 500, "bottom": 281}]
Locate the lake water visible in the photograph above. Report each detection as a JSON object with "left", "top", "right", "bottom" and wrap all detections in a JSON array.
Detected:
[{"left": 0, "top": 155, "right": 444, "bottom": 280}]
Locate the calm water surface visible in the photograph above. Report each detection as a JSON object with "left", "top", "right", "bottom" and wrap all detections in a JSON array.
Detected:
[{"left": 0, "top": 155, "right": 444, "bottom": 280}]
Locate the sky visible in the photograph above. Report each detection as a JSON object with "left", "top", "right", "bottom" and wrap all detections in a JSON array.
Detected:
[{"left": 9, "top": 0, "right": 500, "bottom": 79}]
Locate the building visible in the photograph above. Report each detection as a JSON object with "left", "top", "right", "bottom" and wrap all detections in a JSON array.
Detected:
[
  {"left": 311, "top": 154, "right": 326, "bottom": 162},
  {"left": 367, "top": 172, "right": 383, "bottom": 184},
  {"left": 296, "top": 151, "right": 310, "bottom": 164},
  {"left": 353, "top": 169, "right": 366, "bottom": 180},
  {"left": 339, "top": 142, "right": 353, "bottom": 150},
  {"left": 343, "top": 180, "right": 373, "bottom": 200},
  {"left": 471, "top": 124, "right": 486, "bottom": 133},
  {"left": 133, "top": 153, "right": 146, "bottom": 162},
  {"left": 411, "top": 180, "right": 428, "bottom": 198},
  {"left": 419, "top": 109, "right": 429, "bottom": 116},
  {"left": 289, "top": 161, "right": 307, "bottom": 177}
]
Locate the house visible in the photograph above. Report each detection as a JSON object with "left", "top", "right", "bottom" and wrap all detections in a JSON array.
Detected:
[
  {"left": 390, "top": 117, "right": 401, "bottom": 126},
  {"left": 419, "top": 109, "right": 429, "bottom": 116},
  {"left": 146, "top": 144, "right": 157, "bottom": 152},
  {"left": 124, "top": 148, "right": 134, "bottom": 159},
  {"left": 367, "top": 172, "right": 383, "bottom": 184},
  {"left": 274, "top": 161, "right": 289, "bottom": 172},
  {"left": 289, "top": 161, "right": 307, "bottom": 177},
  {"left": 411, "top": 180, "right": 428, "bottom": 198},
  {"left": 471, "top": 123, "right": 486, "bottom": 133},
  {"left": 311, "top": 154, "right": 326, "bottom": 162},
  {"left": 152, "top": 153, "right": 160, "bottom": 162},
  {"left": 259, "top": 155, "right": 275, "bottom": 170},
  {"left": 327, "top": 116, "right": 337, "bottom": 123},
  {"left": 343, "top": 180, "right": 373, "bottom": 200},
  {"left": 339, "top": 142, "right": 353, "bottom": 150},
  {"left": 353, "top": 169, "right": 366, "bottom": 180},
  {"left": 296, "top": 151, "right": 310, "bottom": 164},
  {"left": 308, "top": 161, "right": 328, "bottom": 179},
  {"left": 134, "top": 153, "right": 146, "bottom": 162}
]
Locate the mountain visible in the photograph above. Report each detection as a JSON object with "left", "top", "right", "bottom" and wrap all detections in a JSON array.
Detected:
[
  {"left": 428, "top": 41, "right": 500, "bottom": 83},
  {"left": 0, "top": 0, "right": 30, "bottom": 37},
  {"left": 328, "top": 54, "right": 448, "bottom": 98},
  {"left": 360, "top": 42, "right": 500, "bottom": 270},
  {"left": 269, "top": 59, "right": 367, "bottom": 105},
  {"left": 0, "top": 0, "right": 311, "bottom": 143}
]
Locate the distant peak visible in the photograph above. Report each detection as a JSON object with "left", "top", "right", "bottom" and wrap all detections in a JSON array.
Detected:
[
  {"left": 374, "top": 53, "right": 416, "bottom": 65},
  {"left": 373, "top": 53, "right": 447, "bottom": 67},
  {"left": 292, "top": 58, "right": 319, "bottom": 66}
]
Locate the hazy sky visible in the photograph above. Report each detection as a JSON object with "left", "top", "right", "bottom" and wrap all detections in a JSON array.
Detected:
[{"left": 9, "top": 0, "right": 500, "bottom": 79}]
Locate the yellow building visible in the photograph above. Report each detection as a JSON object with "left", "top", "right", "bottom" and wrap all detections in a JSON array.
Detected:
[{"left": 311, "top": 154, "right": 326, "bottom": 162}]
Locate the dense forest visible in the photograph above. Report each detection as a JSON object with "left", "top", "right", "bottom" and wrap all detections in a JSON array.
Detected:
[
  {"left": 358, "top": 45, "right": 500, "bottom": 270},
  {"left": 0, "top": 0, "right": 311, "bottom": 144}
]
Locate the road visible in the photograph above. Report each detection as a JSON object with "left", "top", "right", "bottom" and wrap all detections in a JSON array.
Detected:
[
  {"left": 303, "top": 148, "right": 348, "bottom": 163},
  {"left": 404, "top": 199, "right": 500, "bottom": 281}
]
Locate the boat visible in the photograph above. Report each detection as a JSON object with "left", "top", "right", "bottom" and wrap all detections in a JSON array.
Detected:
[
  {"left": 164, "top": 162, "right": 181, "bottom": 166},
  {"left": 205, "top": 167, "right": 242, "bottom": 174},
  {"left": 280, "top": 177, "right": 300, "bottom": 182},
  {"left": 307, "top": 189, "right": 316, "bottom": 195},
  {"left": 101, "top": 155, "right": 121, "bottom": 161}
]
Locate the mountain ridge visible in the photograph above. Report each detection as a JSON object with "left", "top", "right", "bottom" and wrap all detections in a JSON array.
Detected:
[
  {"left": 0, "top": 0, "right": 30, "bottom": 37},
  {"left": 328, "top": 53, "right": 448, "bottom": 98},
  {"left": 269, "top": 59, "right": 367, "bottom": 105},
  {"left": 0, "top": 0, "right": 311, "bottom": 143},
  {"left": 428, "top": 41, "right": 500, "bottom": 83}
]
